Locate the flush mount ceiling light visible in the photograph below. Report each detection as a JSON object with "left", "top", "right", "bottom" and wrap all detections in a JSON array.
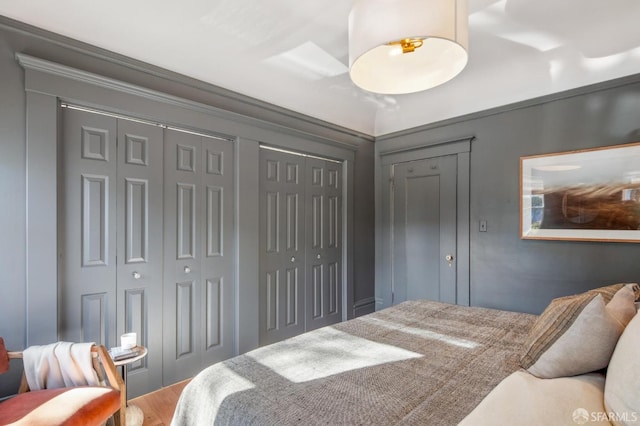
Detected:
[{"left": 348, "top": 0, "right": 469, "bottom": 95}]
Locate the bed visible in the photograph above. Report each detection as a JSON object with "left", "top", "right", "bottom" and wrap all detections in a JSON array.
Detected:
[{"left": 172, "top": 300, "right": 537, "bottom": 425}]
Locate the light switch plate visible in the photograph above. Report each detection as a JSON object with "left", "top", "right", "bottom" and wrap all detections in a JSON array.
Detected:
[{"left": 480, "top": 220, "right": 487, "bottom": 232}]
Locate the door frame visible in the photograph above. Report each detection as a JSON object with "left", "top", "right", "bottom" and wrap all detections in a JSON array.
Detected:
[{"left": 376, "top": 137, "right": 473, "bottom": 310}]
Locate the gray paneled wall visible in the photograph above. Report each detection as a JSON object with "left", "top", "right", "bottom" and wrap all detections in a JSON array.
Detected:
[{"left": 376, "top": 79, "right": 640, "bottom": 315}]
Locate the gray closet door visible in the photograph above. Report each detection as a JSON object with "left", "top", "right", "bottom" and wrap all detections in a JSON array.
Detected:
[
  {"left": 392, "top": 155, "right": 457, "bottom": 304},
  {"left": 60, "top": 108, "right": 163, "bottom": 398},
  {"left": 115, "top": 119, "right": 163, "bottom": 398},
  {"left": 305, "top": 158, "right": 342, "bottom": 331},
  {"left": 259, "top": 149, "right": 306, "bottom": 345},
  {"left": 60, "top": 108, "right": 118, "bottom": 346},
  {"left": 163, "top": 129, "right": 235, "bottom": 385}
]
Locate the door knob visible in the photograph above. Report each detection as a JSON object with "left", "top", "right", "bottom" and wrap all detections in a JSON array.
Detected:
[
  {"left": 132, "top": 271, "right": 141, "bottom": 280},
  {"left": 184, "top": 266, "right": 191, "bottom": 274},
  {"left": 290, "top": 256, "right": 296, "bottom": 262},
  {"left": 317, "top": 254, "right": 321, "bottom": 259},
  {"left": 445, "top": 255, "right": 454, "bottom": 267}
]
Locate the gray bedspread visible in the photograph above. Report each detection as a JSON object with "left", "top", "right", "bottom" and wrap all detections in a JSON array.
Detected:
[{"left": 172, "top": 300, "right": 537, "bottom": 426}]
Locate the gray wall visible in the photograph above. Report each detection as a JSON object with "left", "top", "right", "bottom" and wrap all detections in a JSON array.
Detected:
[
  {"left": 353, "top": 140, "right": 376, "bottom": 314},
  {"left": 0, "top": 22, "right": 27, "bottom": 395},
  {"left": 377, "top": 78, "right": 640, "bottom": 315},
  {"left": 0, "top": 17, "right": 375, "bottom": 394}
]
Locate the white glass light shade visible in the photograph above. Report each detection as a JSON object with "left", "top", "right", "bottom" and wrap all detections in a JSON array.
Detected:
[{"left": 349, "top": 0, "right": 468, "bottom": 94}]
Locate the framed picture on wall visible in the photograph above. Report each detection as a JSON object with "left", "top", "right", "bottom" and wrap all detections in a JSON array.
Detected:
[{"left": 520, "top": 142, "right": 640, "bottom": 242}]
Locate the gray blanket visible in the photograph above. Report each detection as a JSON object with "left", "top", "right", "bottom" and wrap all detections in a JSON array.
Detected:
[{"left": 172, "top": 300, "right": 537, "bottom": 425}]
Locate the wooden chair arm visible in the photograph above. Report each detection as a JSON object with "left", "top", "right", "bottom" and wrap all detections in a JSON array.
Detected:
[
  {"left": 7, "top": 351, "right": 29, "bottom": 393},
  {"left": 94, "top": 345, "right": 126, "bottom": 426},
  {"left": 93, "top": 345, "right": 124, "bottom": 391}
]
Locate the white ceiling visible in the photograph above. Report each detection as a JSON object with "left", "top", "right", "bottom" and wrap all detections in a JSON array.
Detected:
[{"left": 2, "top": 0, "right": 640, "bottom": 137}]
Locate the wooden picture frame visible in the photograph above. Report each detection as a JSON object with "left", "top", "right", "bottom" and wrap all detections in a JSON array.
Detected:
[{"left": 520, "top": 142, "right": 640, "bottom": 242}]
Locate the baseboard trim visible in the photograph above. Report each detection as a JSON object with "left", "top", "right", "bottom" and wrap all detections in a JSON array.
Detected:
[{"left": 353, "top": 298, "right": 376, "bottom": 317}]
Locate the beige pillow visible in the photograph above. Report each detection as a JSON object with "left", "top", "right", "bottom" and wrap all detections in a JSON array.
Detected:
[
  {"left": 460, "top": 370, "right": 608, "bottom": 426},
  {"left": 604, "top": 309, "right": 640, "bottom": 426},
  {"left": 606, "top": 283, "right": 640, "bottom": 328},
  {"left": 520, "top": 283, "right": 638, "bottom": 378}
]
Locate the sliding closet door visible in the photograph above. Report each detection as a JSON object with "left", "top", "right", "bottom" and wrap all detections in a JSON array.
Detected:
[
  {"left": 163, "top": 129, "right": 235, "bottom": 385},
  {"left": 60, "top": 108, "right": 163, "bottom": 398},
  {"left": 259, "top": 149, "right": 306, "bottom": 345},
  {"left": 305, "top": 158, "right": 342, "bottom": 331}
]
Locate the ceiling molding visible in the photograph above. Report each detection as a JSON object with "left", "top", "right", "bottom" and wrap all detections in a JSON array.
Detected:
[
  {"left": 377, "top": 72, "right": 640, "bottom": 144},
  {"left": 379, "top": 136, "right": 474, "bottom": 165},
  {"left": 16, "top": 52, "right": 370, "bottom": 152},
  {"left": 2, "top": 16, "right": 373, "bottom": 147}
]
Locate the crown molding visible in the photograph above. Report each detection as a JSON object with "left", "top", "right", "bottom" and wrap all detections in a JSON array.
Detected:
[{"left": 3, "top": 16, "right": 373, "bottom": 148}]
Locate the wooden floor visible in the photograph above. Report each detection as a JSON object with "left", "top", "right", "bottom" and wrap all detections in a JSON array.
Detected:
[{"left": 129, "top": 379, "right": 191, "bottom": 426}]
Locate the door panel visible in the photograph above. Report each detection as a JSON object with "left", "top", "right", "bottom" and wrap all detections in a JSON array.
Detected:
[
  {"left": 200, "top": 137, "right": 234, "bottom": 366},
  {"left": 61, "top": 110, "right": 164, "bottom": 398},
  {"left": 164, "top": 130, "right": 202, "bottom": 384},
  {"left": 393, "top": 155, "right": 457, "bottom": 304},
  {"left": 176, "top": 183, "right": 197, "bottom": 259},
  {"left": 305, "top": 158, "right": 342, "bottom": 331},
  {"left": 259, "top": 149, "right": 306, "bottom": 345},
  {"left": 406, "top": 174, "right": 440, "bottom": 300},
  {"left": 163, "top": 129, "right": 234, "bottom": 385},
  {"left": 115, "top": 119, "right": 163, "bottom": 398},
  {"left": 60, "top": 108, "right": 117, "bottom": 346}
]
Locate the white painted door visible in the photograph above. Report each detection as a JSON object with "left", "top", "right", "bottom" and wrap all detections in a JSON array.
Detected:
[
  {"left": 392, "top": 155, "right": 457, "bottom": 304},
  {"left": 162, "top": 129, "right": 235, "bottom": 385}
]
